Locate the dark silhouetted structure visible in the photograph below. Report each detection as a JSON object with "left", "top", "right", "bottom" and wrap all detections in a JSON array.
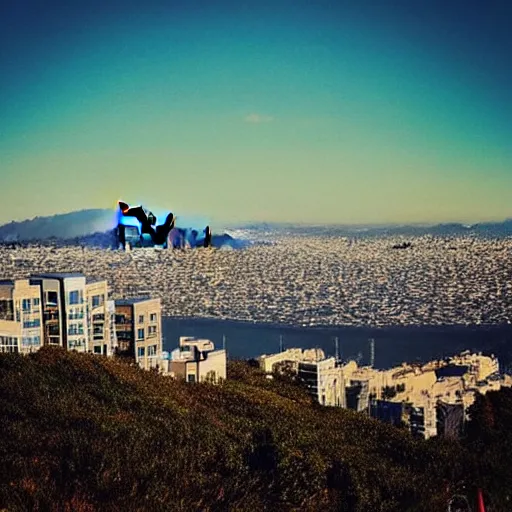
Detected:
[
  {"left": 115, "top": 201, "right": 235, "bottom": 250},
  {"left": 118, "top": 201, "right": 175, "bottom": 246}
]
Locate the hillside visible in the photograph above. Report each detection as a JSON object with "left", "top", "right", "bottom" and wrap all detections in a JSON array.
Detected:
[
  {"left": 0, "top": 209, "right": 114, "bottom": 242},
  {"left": 0, "top": 210, "right": 248, "bottom": 249},
  {"left": 239, "top": 219, "right": 512, "bottom": 238},
  {"left": 0, "top": 348, "right": 510, "bottom": 511}
]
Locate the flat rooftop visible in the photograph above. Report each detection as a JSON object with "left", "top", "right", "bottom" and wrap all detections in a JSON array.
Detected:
[
  {"left": 85, "top": 277, "right": 107, "bottom": 284},
  {"left": 30, "top": 273, "right": 85, "bottom": 280},
  {"left": 115, "top": 297, "right": 154, "bottom": 306}
]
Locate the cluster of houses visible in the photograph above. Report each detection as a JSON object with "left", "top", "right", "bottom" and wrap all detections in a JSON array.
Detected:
[
  {"left": 1, "top": 271, "right": 509, "bottom": 440},
  {"left": 0, "top": 272, "right": 226, "bottom": 383},
  {"left": 257, "top": 347, "right": 512, "bottom": 439}
]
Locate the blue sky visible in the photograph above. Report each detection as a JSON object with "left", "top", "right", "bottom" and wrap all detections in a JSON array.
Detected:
[{"left": 1, "top": 0, "right": 511, "bottom": 225}]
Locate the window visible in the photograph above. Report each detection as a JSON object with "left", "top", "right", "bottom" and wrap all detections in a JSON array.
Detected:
[
  {"left": 69, "top": 291, "right": 80, "bottom": 305},
  {"left": 115, "top": 314, "right": 127, "bottom": 325},
  {"left": 150, "top": 313, "right": 157, "bottom": 323},
  {"left": 137, "top": 328, "right": 144, "bottom": 340},
  {"left": 0, "top": 299, "right": 14, "bottom": 321},
  {"left": 47, "top": 291, "right": 58, "bottom": 305},
  {"left": 137, "top": 347, "right": 145, "bottom": 358},
  {"left": 23, "top": 319, "right": 40, "bottom": 329},
  {"left": 68, "top": 323, "right": 84, "bottom": 336},
  {"left": 94, "top": 346, "right": 102, "bottom": 354},
  {"left": 22, "top": 299, "right": 31, "bottom": 312},
  {"left": 92, "top": 295, "right": 102, "bottom": 308},
  {"left": 0, "top": 336, "right": 19, "bottom": 353},
  {"left": 187, "top": 374, "right": 196, "bottom": 383},
  {"left": 147, "top": 345, "right": 157, "bottom": 357},
  {"left": 69, "top": 309, "right": 84, "bottom": 320},
  {"left": 33, "top": 298, "right": 40, "bottom": 307},
  {"left": 93, "top": 325, "right": 104, "bottom": 340},
  {"left": 138, "top": 315, "right": 144, "bottom": 324},
  {"left": 148, "top": 326, "right": 157, "bottom": 337},
  {"left": 68, "top": 338, "right": 85, "bottom": 349},
  {"left": 22, "top": 336, "right": 41, "bottom": 348}
]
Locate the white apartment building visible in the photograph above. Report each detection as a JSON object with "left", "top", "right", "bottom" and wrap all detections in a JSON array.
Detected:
[
  {"left": 0, "top": 279, "right": 43, "bottom": 354},
  {"left": 29, "top": 273, "right": 89, "bottom": 352},
  {"left": 86, "top": 279, "right": 118, "bottom": 356}
]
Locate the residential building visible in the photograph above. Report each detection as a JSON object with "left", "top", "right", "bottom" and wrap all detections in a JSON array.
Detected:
[
  {"left": 0, "top": 279, "right": 43, "bottom": 354},
  {"left": 298, "top": 357, "right": 346, "bottom": 407},
  {"left": 86, "top": 279, "right": 116, "bottom": 356},
  {"left": 29, "top": 273, "right": 88, "bottom": 352},
  {"left": 114, "top": 297, "right": 162, "bottom": 370},
  {"left": 165, "top": 336, "right": 226, "bottom": 383},
  {"left": 0, "top": 273, "right": 161, "bottom": 372},
  {"left": 258, "top": 347, "right": 325, "bottom": 375}
]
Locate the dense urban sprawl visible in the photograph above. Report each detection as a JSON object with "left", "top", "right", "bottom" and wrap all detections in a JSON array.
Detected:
[{"left": 1, "top": 234, "right": 511, "bottom": 326}]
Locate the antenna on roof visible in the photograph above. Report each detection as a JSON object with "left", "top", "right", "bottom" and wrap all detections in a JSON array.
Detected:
[
  {"left": 334, "top": 336, "right": 340, "bottom": 363},
  {"left": 369, "top": 338, "right": 375, "bottom": 368}
]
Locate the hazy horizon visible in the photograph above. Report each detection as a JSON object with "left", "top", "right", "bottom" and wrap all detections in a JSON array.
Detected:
[
  {"left": 1, "top": 0, "right": 511, "bottom": 225},
  {"left": 0, "top": 204, "right": 511, "bottom": 230}
]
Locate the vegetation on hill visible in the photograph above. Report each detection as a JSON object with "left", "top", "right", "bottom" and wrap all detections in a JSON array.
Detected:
[{"left": 0, "top": 347, "right": 510, "bottom": 511}]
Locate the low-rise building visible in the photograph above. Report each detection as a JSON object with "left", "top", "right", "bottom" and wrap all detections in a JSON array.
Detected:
[
  {"left": 258, "top": 347, "right": 325, "bottom": 375},
  {"left": 165, "top": 336, "right": 226, "bottom": 383}
]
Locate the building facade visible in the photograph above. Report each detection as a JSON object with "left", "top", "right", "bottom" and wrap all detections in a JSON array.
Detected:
[
  {"left": 114, "top": 297, "right": 162, "bottom": 370},
  {"left": 298, "top": 357, "right": 346, "bottom": 407},
  {"left": 86, "top": 280, "right": 116, "bottom": 356},
  {"left": 165, "top": 336, "right": 226, "bottom": 383},
  {"left": 0, "top": 279, "right": 43, "bottom": 354},
  {"left": 29, "top": 273, "right": 88, "bottom": 352}
]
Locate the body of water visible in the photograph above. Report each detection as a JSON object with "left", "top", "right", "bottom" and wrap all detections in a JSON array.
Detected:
[{"left": 163, "top": 317, "right": 512, "bottom": 370}]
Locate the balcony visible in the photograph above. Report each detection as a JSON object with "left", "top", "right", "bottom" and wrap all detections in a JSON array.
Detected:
[
  {"left": 47, "top": 325, "right": 60, "bottom": 336},
  {"left": 68, "top": 339, "right": 86, "bottom": 349}
]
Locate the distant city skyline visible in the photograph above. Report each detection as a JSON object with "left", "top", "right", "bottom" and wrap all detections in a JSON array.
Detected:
[{"left": 1, "top": 0, "right": 511, "bottom": 226}]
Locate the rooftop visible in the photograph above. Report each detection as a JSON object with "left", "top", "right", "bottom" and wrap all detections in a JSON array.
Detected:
[
  {"left": 85, "top": 277, "right": 108, "bottom": 284},
  {"left": 30, "top": 272, "right": 85, "bottom": 280},
  {"left": 115, "top": 297, "right": 154, "bottom": 306}
]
